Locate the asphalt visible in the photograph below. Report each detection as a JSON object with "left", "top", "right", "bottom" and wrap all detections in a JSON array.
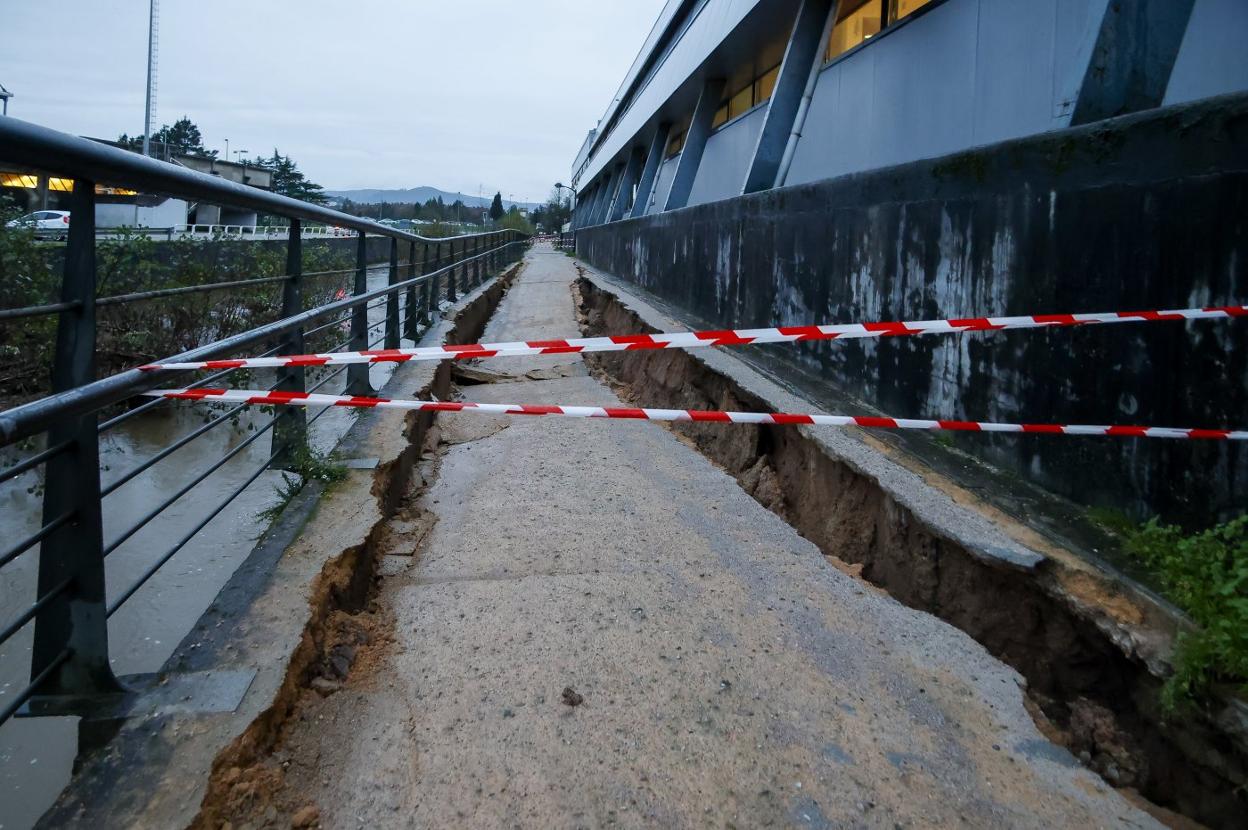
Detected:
[{"left": 285, "top": 244, "right": 1159, "bottom": 829}]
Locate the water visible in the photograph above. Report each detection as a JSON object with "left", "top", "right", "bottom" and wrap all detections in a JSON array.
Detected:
[{"left": 0, "top": 266, "right": 403, "bottom": 829}]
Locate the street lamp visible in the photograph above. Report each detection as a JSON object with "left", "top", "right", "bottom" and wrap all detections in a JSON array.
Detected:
[
  {"left": 555, "top": 182, "right": 578, "bottom": 220},
  {"left": 555, "top": 182, "right": 578, "bottom": 212}
]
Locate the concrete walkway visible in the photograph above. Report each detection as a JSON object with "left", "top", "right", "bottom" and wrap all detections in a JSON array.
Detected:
[{"left": 282, "top": 245, "right": 1157, "bottom": 828}]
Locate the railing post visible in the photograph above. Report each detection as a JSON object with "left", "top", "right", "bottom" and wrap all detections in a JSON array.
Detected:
[
  {"left": 385, "top": 237, "right": 401, "bottom": 349},
  {"left": 420, "top": 241, "right": 436, "bottom": 328},
  {"left": 272, "top": 220, "right": 308, "bottom": 471},
  {"left": 31, "top": 178, "right": 123, "bottom": 701},
  {"left": 346, "top": 231, "right": 375, "bottom": 397},
  {"left": 447, "top": 239, "right": 458, "bottom": 303},
  {"left": 469, "top": 236, "right": 477, "bottom": 287},
  {"left": 404, "top": 240, "right": 418, "bottom": 341}
]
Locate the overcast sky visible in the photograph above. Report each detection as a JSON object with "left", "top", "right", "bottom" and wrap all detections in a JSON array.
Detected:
[{"left": 0, "top": 0, "right": 667, "bottom": 202}]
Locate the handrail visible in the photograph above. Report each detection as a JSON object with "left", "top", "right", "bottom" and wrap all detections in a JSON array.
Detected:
[
  {"left": 0, "top": 116, "right": 491, "bottom": 245},
  {"left": 0, "top": 115, "right": 531, "bottom": 724},
  {"left": 0, "top": 240, "right": 522, "bottom": 444}
]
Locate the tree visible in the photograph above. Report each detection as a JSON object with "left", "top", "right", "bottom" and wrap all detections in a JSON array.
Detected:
[
  {"left": 251, "top": 149, "right": 328, "bottom": 205},
  {"left": 499, "top": 205, "right": 534, "bottom": 234},
  {"left": 537, "top": 188, "right": 573, "bottom": 232},
  {"left": 489, "top": 192, "right": 505, "bottom": 222},
  {"left": 118, "top": 116, "right": 215, "bottom": 159}
]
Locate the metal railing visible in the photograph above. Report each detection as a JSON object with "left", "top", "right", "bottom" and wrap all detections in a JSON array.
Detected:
[
  {"left": 88, "top": 223, "right": 360, "bottom": 241},
  {"left": 0, "top": 116, "right": 529, "bottom": 726}
]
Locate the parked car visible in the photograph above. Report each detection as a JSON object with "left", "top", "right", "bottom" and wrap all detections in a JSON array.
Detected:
[{"left": 5, "top": 210, "right": 71, "bottom": 239}]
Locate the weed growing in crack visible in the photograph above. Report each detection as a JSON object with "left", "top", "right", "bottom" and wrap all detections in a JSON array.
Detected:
[
  {"left": 1126, "top": 516, "right": 1248, "bottom": 710},
  {"left": 257, "top": 445, "right": 348, "bottom": 524}
]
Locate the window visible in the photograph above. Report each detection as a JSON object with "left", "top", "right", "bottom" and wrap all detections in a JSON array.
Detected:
[
  {"left": 727, "top": 84, "right": 754, "bottom": 120},
  {"left": 826, "top": 0, "right": 936, "bottom": 62},
  {"left": 755, "top": 64, "right": 780, "bottom": 105},
  {"left": 666, "top": 129, "right": 686, "bottom": 158},
  {"left": 711, "top": 60, "right": 782, "bottom": 132},
  {"left": 890, "top": 0, "right": 933, "bottom": 24},
  {"left": 827, "top": 0, "right": 883, "bottom": 61}
]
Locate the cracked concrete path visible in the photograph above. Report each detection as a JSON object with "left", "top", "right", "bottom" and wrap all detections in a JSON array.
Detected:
[{"left": 280, "top": 245, "right": 1159, "bottom": 828}]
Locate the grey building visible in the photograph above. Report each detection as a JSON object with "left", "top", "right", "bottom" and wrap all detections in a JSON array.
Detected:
[
  {"left": 572, "top": 0, "right": 1248, "bottom": 227},
  {"left": 569, "top": 0, "right": 1248, "bottom": 536}
]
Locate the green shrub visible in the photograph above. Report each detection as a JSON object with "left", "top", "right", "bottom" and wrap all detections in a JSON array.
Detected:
[{"left": 1126, "top": 516, "right": 1248, "bottom": 708}]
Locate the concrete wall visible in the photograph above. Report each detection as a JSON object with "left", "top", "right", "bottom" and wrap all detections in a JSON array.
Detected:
[
  {"left": 576, "top": 94, "right": 1248, "bottom": 527},
  {"left": 787, "top": 0, "right": 1108, "bottom": 186},
  {"left": 689, "top": 104, "right": 768, "bottom": 206},
  {"left": 1164, "top": 0, "right": 1248, "bottom": 106},
  {"left": 96, "top": 197, "right": 189, "bottom": 229}
]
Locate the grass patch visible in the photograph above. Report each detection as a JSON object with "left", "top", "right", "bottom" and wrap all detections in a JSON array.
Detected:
[
  {"left": 1125, "top": 517, "right": 1248, "bottom": 709},
  {"left": 257, "top": 445, "right": 348, "bottom": 524}
]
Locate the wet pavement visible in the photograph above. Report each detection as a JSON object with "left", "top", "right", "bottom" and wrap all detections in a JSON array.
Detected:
[{"left": 275, "top": 245, "right": 1160, "bottom": 828}]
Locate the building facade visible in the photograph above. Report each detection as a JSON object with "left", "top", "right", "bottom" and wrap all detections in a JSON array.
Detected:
[
  {"left": 569, "top": 0, "right": 1248, "bottom": 530},
  {"left": 572, "top": 0, "right": 1248, "bottom": 227}
]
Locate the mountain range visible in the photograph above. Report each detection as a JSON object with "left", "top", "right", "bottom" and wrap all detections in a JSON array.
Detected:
[{"left": 324, "top": 187, "right": 539, "bottom": 210}]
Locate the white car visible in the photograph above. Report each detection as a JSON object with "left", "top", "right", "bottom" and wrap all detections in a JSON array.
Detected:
[{"left": 5, "top": 210, "right": 71, "bottom": 239}]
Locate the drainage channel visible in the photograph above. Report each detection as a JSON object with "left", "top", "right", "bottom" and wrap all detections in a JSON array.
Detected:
[{"left": 574, "top": 273, "right": 1246, "bottom": 829}]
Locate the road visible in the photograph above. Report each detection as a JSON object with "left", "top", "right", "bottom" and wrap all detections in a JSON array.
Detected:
[{"left": 262, "top": 245, "right": 1159, "bottom": 828}]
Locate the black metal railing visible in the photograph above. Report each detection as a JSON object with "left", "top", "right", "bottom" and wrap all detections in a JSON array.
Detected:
[{"left": 0, "top": 117, "right": 529, "bottom": 725}]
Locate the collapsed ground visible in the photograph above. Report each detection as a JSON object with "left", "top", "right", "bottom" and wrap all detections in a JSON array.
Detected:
[{"left": 190, "top": 244, "right": 1187, "bottom": 829}]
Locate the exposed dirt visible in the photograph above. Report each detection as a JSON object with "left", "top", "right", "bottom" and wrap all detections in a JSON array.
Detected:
[{"left": 574, "top": 274, "right": 1247, "bottom": 828}]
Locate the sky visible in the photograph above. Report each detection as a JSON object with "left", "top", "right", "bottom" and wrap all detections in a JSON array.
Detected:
[{"left": 0, "top": 0, "right": 668, "bottom": 203}]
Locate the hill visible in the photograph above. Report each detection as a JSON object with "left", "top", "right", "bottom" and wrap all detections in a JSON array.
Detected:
[{"left": 324, "top": 187, "right": 538, "bottom": 210}]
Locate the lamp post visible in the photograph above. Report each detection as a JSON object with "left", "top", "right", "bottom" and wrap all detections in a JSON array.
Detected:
[
  {"left": 555, "top": 182, "right": 578, "bottom": 228},
  {"left": 142, "top": 0, "right": 157, "bottom": 157}
]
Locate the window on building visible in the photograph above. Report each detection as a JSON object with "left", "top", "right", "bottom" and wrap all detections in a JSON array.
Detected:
[
  {"left": 711, "top": 60, "right": 783, "bottom": 132},
  {"left": 727, "top": 84, "right": 755, "bottom": 120},
  {"left": 666, "top": 129, "right": 686, "bottom": 158},
  {"left": 827, "top": 0, "right": 883, "bottom": 60},
  {"left": 755, "top": 64, "right": 780, "bottom": 105},
  {"left": 890, "top": 0, "right": 934, "bottom": 24},
  {"left": 826, "top": 0, "right": 935, "bottom": 62}
]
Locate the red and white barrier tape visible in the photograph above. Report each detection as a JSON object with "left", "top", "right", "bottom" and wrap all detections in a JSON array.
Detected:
[
  {"left": 138, "top": 304, "right": 1248, "bottom": 372},
  {"left": 143, "top": 389, "right": 1248, "bottom": 441}
]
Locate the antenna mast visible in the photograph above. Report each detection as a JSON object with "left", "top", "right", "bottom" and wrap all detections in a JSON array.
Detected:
[{"left": 142, "top": 0, "right": 160, "bottom": 157}]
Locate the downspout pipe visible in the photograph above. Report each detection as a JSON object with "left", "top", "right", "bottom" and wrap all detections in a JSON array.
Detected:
[{"left": 775, "top": 3, "right": 838, "bottom": 189}]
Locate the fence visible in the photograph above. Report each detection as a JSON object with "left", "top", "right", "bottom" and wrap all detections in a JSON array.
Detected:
[
  {"left": 0, "top": 116, "right": 528, "bottom": 726},
  {"left": 90, "top": 224, "right": 358, "bottom": 241}
]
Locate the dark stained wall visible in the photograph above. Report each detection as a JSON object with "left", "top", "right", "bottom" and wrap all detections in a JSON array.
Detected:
[{"left": 577, "top": 93, "right": 1248, "bottom": 526}]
